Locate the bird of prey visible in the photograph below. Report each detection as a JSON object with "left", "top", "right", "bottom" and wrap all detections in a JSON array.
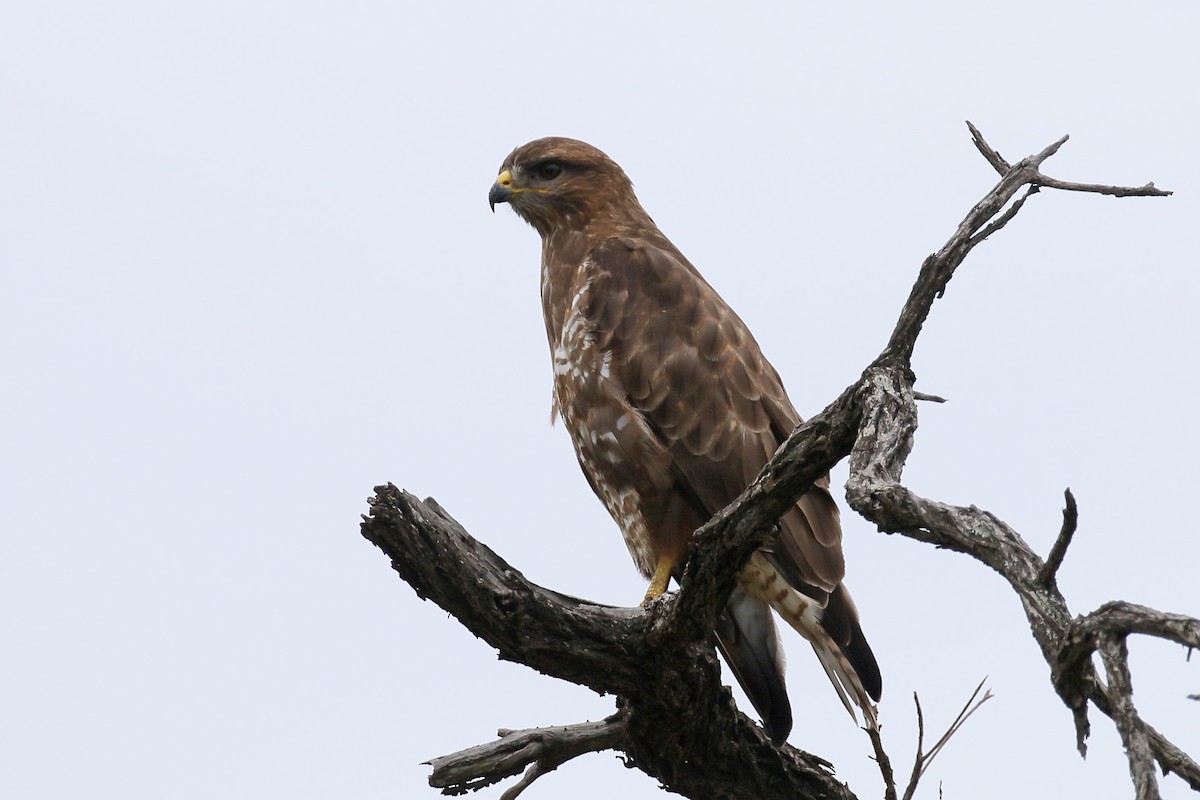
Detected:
[{"left": 488, "top": 137, "right": 881, "bottom": 742}]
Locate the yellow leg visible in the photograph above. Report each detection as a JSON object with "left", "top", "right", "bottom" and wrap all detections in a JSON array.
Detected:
[{"left": 642, "top": 558, "right": 675, "bottom": 605}]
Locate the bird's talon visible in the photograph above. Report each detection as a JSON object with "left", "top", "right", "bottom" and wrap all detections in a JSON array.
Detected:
[
  {"left": 641, "top": 559, "right": 674, "bottom": 606},
  {"left": 640, "top": 588, "right": 666, "bottom": 607}
]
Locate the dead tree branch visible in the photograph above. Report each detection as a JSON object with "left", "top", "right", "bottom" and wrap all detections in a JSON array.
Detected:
[
  {"left": 363, "top": 124, "right": 1192, "bottom": 799},
  {"left": 1038, "top": 488, "right": 1079, "bottom": 589},
  {"left": 1100, "top": 634, "right": 1159, "bottom": 800},
  {"left": 916, "top": 680, "right": 994, "bottom": 784},
  {"left": 364, "top": 486, "right": 857, "bottom": 800},
  {"left": 426, "top": 714, "right": 626, "bottom": 799},
  {"left": 868, "top": 680, "right": 992, "bottom": 800}
]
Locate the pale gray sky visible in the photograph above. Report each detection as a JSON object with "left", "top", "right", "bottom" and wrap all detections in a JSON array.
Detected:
[{"left": 2, "top": 2, "right": 1197, "bottom": 798}]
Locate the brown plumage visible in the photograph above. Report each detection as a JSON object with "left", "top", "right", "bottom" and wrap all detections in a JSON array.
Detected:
[{"left": 489, "top": 137, "right": 881, "bottom": 742}]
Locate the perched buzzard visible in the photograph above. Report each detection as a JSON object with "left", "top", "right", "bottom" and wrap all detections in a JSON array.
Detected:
[{"left": 489, "top": 137, "right": 881, "bottom": 742}]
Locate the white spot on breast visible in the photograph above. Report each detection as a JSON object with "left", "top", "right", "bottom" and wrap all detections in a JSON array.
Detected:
[{"left": 545, "top": 266, "right": 655, "bottom": 578}]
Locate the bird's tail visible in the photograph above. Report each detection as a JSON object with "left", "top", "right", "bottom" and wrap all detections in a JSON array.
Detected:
[
  {"left": 807, "top": 622, "right": 878, "bottom": 730},
  {"left": 715, "top": 586, "right": 793, "bottom": 743},
  {"left": 742, "top": 553, "right": 881, "bottom": 729}
]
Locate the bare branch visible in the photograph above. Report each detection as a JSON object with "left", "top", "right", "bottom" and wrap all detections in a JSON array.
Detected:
[
  {"left": 868, "top": 681, "right": 994, "bottom": 800},
  {"left": 839, "top": 125, "right": 1189, "bottom": 791},
  {"left": 880, "top": 122, "right": 1170, "bottom": 366},
  {"left": 967, "top": 185, "right": 1039, "bottom": 248},
  {"left": 844, "top": 366, "right": 1198, "bottom": 795},
  {"left": 364, "top": 485, "right": 860, "bottom": 800},
  {"left": 918, "top": 679, "right": 993, "bottom": 780},
  {"left": 967, "top": 121, "right": 1011, "bottom": 174},
  {"left": 1146, "top": 726, "right": 1200, "bottom": 788},
  {"left": 1099, "top": 635, "right": 1160, "bottom": 800},
  {"left": 899, "top": 695, "right": 925, "bottom": 800},
  {"left": 865, "top": 724, "right": 898, "bottom": 800},
  {"left": 361, "top": 487, "right": 644, "bottom": 696},
  {"left": 1073, "top": 601, "right": 1200, "bottom": 650},
  {"left": 844, "top": 366, "right": 1199, "bottom": 793},
  {"left": 1038, "top": 488, "right": 1079, "bottom": 589},
  {"left": 426, "top": 715, "right": 625, "bottom": 798},
  {"left": 967, "top": 121, "right": 1169, "bottom": 198},
  {"left": 1036, "top": 175, "right": 1172, "bottom": 198},
  {"left": 1028, "top": 133, "right": 1071, "bottom": 167}
]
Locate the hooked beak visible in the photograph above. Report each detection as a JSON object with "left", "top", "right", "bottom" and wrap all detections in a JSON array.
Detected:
[{"left": 488, "top": 169, "right": 515, "bottom": 212}]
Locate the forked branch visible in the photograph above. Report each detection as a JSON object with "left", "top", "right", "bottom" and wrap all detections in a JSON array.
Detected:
[{"left": 869, "top": 680, "right": 994, "bottom": 800}]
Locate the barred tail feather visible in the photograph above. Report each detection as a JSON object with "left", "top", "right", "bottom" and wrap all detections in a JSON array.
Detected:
[
  {"left": 809, "top": 632, "right": 879, "bottom": 729},
  {"left": 741, "top": 553, "right": 881, "bottom": 729}
]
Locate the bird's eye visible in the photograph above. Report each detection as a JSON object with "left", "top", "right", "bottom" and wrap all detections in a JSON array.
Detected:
[{"left": 536, "top": 161, "right": 564, "bottom": 180}]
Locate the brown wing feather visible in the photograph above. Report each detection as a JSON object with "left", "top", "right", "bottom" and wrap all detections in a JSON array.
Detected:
[
  {"left": 587, "top": 236, "right": 843, "bottom": 594},
  {"left": 583, "top": 234, "right": 881, "bottom": 725}
]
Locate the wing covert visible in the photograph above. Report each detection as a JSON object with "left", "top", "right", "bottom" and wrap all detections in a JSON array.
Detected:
[{"left": 583, "top": 236, "right": 845, "bottom": 594}]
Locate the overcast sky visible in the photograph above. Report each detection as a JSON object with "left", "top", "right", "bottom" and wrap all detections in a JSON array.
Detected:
[{"left": 3, "top": 2, "right": 1197, "bottom": 798}]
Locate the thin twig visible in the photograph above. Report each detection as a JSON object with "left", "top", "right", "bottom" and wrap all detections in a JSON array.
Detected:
[
  {"left": 866, "top": 724, "right": 898, "bottom": 800},
  {"left": 899, "top": 694, "right": 925, "bottom": 800},
  {"left": 967, "top": 185, "right": 1039, "bottom": 248},
  {"left": 880, "top": 681, "right": 992, "bottom": 800},
  {"left": 878, "top": 124, "right": 1169, "bottom": 365},
  {"left": 918, "top": 678, "right": 993, "bottom": 780}
]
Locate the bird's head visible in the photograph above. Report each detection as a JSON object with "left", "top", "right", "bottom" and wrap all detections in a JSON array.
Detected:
[{"left": 488, "top": 137, "right": 649, "bottom": 236}]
